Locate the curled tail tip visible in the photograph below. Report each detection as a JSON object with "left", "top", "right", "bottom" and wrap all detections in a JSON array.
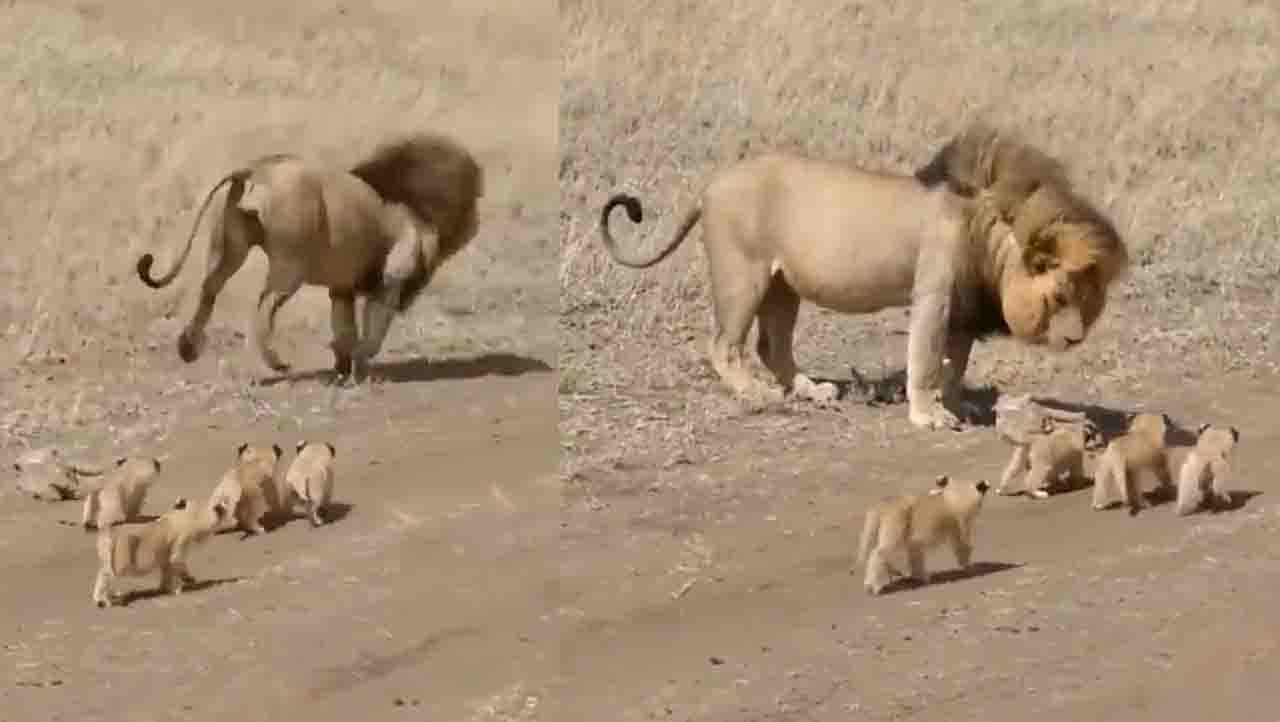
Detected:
[
  {"left": 606, "top": 193, "right": 643, "bottom": 223},
  {"left": 136, "top": 253, "right": 167, "bottom": 289}
]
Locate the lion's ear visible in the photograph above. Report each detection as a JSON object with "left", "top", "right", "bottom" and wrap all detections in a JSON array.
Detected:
[
  {"left": 1230, "top": 426, "right": 1240, "bottom": 444},
  {"left": 272, "top": 444, "right": 282, "bottom": 459},
  {"left": 296, "top": 440, "right": 307, "bottom": 454},
  {"left": 237, "top": 442, "right": 248, "bottom": 457},
  {"left": 1197, "top": 422, "right": 1210, "bottom": 436},
  {"left": 934, "top": 474, "right": 950, "bottom": 488},
  {"left": 115, "top": 457, "right": 128, "bottom": 467},
  {"left": 326, "top": 442, "right": 336, "bottom": 457}
]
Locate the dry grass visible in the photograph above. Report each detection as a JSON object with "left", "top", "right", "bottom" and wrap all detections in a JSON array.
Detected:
[
  {"left": 1, "top": 0, "right": 556, "bottom": 452},
  {"left": 560, "top": 0, "right": 1280, "bottom": 482}
]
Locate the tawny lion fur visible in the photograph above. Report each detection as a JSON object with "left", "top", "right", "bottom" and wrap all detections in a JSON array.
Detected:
[
  {"left": 599, "top": 123, "right": 1128, "bottom": 430},
  {"left": 80, "top": 456, "right": 163, "bottom": 530},
  {"left": 283, "top": 440, "right": 337, "bottom": 527},
  {"left": 1091, "top": 412, "right": 1174, "bottom": 515},
  {"left": 92, "top": 496, "right": 227, "bottom": 608},
  {"left": 857, "top": 475, "right": 990, "bottom": 595},
  {"left": 1175, "top": 423, "right": 1240, "bottom": 516},
  {"left": 209, "top": 443, "right": 283, "bottom": 536},
  {"left": 999, "top": 423, "right": 1101, "bottom": 499},
  {"left": 135, "top": 132, "right": 484, "bottom": 380}
]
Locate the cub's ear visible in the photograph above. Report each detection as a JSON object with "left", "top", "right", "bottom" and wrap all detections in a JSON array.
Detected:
[
  {"left": 115, "top": 457, "right": 128, "bottom": 466},
  {"left": 1197, "top": 422, "right": 1211, "bottom": 436},
  {"left": 172, "top": 497, "right": 189, "bottom": 510},
  {"left": 237, "top": 442, "right": 249, "bottom": 457},
  {"left": 1161, "top": 413, "right": 1173, "bottom": 427},
  {"left": 976, "top": 480, "right": 991, "bottom": 494},
  {"left": 1230, "top": 426, "right": 1240, "bottom": 444},
  {"left": 296, "top": 440, "right": 307, "bottom": 454},
  {"left": 272, "top": 444, "right": 283, "bottom": 459},
  {"left": 934, "top": 474, "right": 950, "bottom": 488},
  {"left": 326, "top": 442, "right": 336, "bottom": 457},
  {"left": 12, "top": 463, "right": 21, "bottom": 472}
]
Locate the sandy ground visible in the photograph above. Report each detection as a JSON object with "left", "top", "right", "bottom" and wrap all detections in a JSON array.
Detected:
[
  {"left": 560, "top": 0, "right": 1280, "bottom": 720},
  {"left": 2, "top": 1, "right": 557, "bottom": 720}
]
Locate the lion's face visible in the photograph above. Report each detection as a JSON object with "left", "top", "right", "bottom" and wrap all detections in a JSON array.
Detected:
[{"left": 999, "top": 229, "right": 1121, "bottom": 350}]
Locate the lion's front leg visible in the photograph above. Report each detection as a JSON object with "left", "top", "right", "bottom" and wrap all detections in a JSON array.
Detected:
[
  {"left": 905, "top": 287, "right": 963, "bottom": 431},
  {"left": 328, "top": 290, "right": 358, "bottom": 380}
]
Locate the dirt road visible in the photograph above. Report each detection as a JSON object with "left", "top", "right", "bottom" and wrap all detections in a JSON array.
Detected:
[{"left": 557, "top": 374, "right": 1280, "bottom": 721}]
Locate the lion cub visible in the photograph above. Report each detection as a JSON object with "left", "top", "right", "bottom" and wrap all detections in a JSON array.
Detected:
[
  {"left": 1000, "top": 423, "right": 1102, "bottom": 499},
  {"left": 858, "top": 475, "right": 990, "bottom": 596},
  {"left": 80, "top": 456, "right": 163, "bottom": 530},
  {"left": 92, "top": 496, "right": 227, "bottom": 608},
  {"left": 1091, "top": 412, "right": 1173, "bottom": 515},
  {"left": 282, "top": 441, "right": 337, "bottom": 527},
  {"left": 1175, "top": 423, "right": 1240, "bottom": 516},
  {"left": 209, "top": 443, "right": 282, "bottom": 536}
]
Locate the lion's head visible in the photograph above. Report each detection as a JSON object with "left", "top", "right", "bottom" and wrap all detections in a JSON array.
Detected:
[
  {"left": 350, "top": 132, "right": 485, "bottom": 309},
  {"left": 928, "top": 124, "right": 1129, "bottom": 350}
]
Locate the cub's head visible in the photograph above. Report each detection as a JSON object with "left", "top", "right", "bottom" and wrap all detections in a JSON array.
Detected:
[
  {"left": 295, "top": 440, "right": 337, "bottom": 459},
  {"left": 931, "top": 474, "right": 990, "bottom": 508},
  {"left": 997, "top": 183, "right": 1129, "bottom": 352},
  {"left": 113, "top": 456, "right": 162, "bottom": 483},
  {"left": 1127, "top": 412, "right": 1171, "bottom": 443},
  {"left": 1195, "top": 423, "right": 1239, "bottom": 454},
  {"left": 236, "top": 442, "right": 282, "bottom": 471}
]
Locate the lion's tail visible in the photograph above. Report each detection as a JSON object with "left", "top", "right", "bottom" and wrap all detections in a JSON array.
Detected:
[
  {"left": 136, "top": 169, "right": 251, "bottom": 290},
  {"left": 598, "top": 194, "right": 702, "bottom": 269},
  {"left": 856, "top": 509, "right": 880, "bottom": 568}
]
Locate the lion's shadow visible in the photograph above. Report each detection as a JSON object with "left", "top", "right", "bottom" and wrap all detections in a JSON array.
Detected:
[
  {"left": 259, "top": 352, "right": 552, "bottom": 387},
  {"left": 812, "top": 367, "right": 1002, "bottom": 426}
]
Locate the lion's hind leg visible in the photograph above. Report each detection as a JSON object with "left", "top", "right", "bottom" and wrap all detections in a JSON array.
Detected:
[
  {"left": 756, "top": 275, "right": 839, "bottom": 404},
  {"left": 253, "top": 265, "right": 304, "bottom": 374},
  {"left": 704, "top": 246, "right": 777, "bottom": 403},
  {"left": 180, "top": 195, "right": 256, "bottom": 364}
]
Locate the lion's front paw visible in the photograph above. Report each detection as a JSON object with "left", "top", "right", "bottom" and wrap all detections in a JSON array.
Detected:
[{"left": 909, "top": 403, "right": 963, "bottom": 431}]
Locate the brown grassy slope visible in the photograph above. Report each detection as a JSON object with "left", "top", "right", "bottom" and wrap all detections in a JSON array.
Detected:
[
  {"left": 560, "top": 0, "right": 1280, "bottom": 471},
  {"left": 0, "top": 0, "right": 556, "bottom": 450}
]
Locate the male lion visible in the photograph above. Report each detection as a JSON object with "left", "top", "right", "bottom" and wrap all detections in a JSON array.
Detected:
[
  {"left": 598, "top": 124, "right": 1128, "bottom": 429},
  {"left": 136, "top": 132, "right": 484, "bottom": 380}
]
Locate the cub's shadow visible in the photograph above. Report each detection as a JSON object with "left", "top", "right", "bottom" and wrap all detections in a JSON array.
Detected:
[
  {"left": 215, "top": 502, "right": 355, "bottom": 539},
  {"left": 111, "top": 576, "right": 246, "bottom": 607},
  {"left": 869, "top": 560, "right": 1022, "bottom": 596},
  {"left": 259, "top": 352, "right": 552, "bottom": 387}
]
